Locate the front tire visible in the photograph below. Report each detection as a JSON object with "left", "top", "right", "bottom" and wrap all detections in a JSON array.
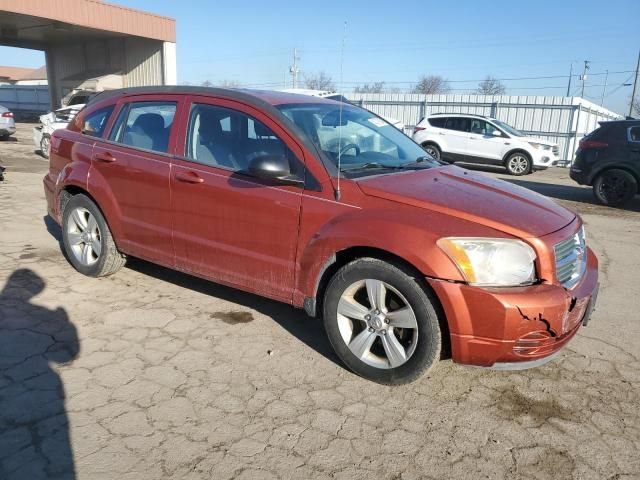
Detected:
[
  {"left": 323, "top": 258, "right": 442, "bottom": 385},
  {"left": 593, "top": 169, "right": 637, "bottom": 206},
  {"left": 505, "top": 152, "right": 531, "bottom": 176},
  {"left": 62, "top": 194, "right": 125, "bottom": 277}
]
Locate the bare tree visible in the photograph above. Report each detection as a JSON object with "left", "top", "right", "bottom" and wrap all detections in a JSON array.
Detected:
[
  {"left": 476, "top": 76, "right": 506, "bottom": 95},
  {"left": 201, "top": 80, "right": 214, "bottom": 87},
  {"left": 633, "top": 97, "right": 640, "bottom": 117},
  {"left": 218, "top": 80, "right": 241, "bottom": 88},
  {"left": 412, "top": 75, "right": 450, "bottom": 94},
  {"left": 354, "top": 82, "right": 385, "bottom": 94},
  {"left": 304, "top": 71, "right": 336, "bottom": 91}
]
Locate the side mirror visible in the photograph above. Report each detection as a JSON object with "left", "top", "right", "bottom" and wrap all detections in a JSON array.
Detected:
[
  {"left": 491, "top": 130, "right": 502, "bottom": 137},
  {"left": 248, "top": 155, "right": 303, "bottom": 186}
]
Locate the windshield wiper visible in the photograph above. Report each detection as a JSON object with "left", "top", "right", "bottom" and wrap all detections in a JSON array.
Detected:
[
  {"left": 399, "top": 156, "right": 434, "bottom": 168},
  {"left": 340, "top": 162, "right": 404, "bottom": 172}
]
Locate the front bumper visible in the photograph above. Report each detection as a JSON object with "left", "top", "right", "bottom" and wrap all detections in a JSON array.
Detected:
[
  {"left": 531, "top": 148, "right": 559, "bottom": 169},
  {"left": 428, "top": 247, "right": 599, "bottom": 369}
]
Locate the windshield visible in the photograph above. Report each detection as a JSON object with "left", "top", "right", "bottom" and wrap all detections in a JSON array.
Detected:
[
  {"left": 491, "top": 119, "right": 524, "bottom": 137},
  {"left": 277, "top": 103, "right": 440, "bottom": 177}
]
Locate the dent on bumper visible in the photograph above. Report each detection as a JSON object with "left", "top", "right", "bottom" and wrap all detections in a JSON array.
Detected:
[{"left": 428, "top": 249, "right": 598, "bottom": 368}]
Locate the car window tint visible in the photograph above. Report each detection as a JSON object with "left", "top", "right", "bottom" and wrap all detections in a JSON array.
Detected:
[
  {"left": 444, "top": 117, "right": 470, "bottom": 132},
  {"left": 82, "top": 106, "right": 114, "bottom": 138},
  {"left": 185, "top": 103, "right": 303, "bottom": 178},
  {"left": 429, "top": 117, "right": 446, "bottom": 128},
  {"left": 118, "top": 102, "right": 176, "bottom": 153},
  {"left": 629, "top": 126, "right": 640, "bottom": 142},
  {"left": 469, "top": 119, "right": 499, "bottom": 135}
]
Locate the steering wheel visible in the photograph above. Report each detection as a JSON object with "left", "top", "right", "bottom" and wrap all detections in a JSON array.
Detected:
[{"left": 339, "top": 143, "right": 360, "bottom": 157}]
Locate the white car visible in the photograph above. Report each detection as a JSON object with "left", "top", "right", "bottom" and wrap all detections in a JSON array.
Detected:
[
  {"left": 280, "top": 89, "right": 406, "bottom": 132},
  {"left": 0, "top": 104, "right": 16, "bottom": 139},
  {"left": 412, "top": 113, "right": 560, "bottom": 175},
  {"left": 33, "top": 104, "right": 85, "bottom": 158}
]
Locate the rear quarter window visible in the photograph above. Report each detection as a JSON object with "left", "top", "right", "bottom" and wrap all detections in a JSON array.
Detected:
[{"left": 428, "top": 117, "right": 446, "bottom": 128}]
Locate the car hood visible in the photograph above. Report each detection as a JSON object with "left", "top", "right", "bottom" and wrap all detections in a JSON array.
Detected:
[
  {"left": 356, "top": 166, "right": 575, "bottom": 238},
  {"left": 518, "top": 135, "right": 557, "bottom": 147}
]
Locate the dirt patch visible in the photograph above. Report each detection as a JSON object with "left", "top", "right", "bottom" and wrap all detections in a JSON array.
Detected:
[{"left": 211, "top": 311, "right": 254, "bottom": 324}]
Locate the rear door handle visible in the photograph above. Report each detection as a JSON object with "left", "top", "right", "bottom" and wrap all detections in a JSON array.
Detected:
[
  {"left": 94, "top": 152, "right": 116, "bottom": 163},
  {"left": 175, "top": 171, "right": 204, "bottom": 184}
]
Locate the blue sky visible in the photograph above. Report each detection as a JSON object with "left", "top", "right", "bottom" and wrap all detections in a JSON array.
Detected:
[{"left": 2, "top": 0, "right": 639, "bottom": 113}]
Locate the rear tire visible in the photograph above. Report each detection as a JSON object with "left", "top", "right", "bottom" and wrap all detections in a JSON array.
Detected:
[
  {"left": 62, "top": 194, "right": 125, "bottom": 277},
  {"left": 422, "top": 143, "right": 441, "bottom": 161},
  {"left": 322, "top": 258, "right": 442, "bottom": 385},
  {"left": 505, "top": 152, "right": 532, "bottom": 176},
  {"left": 593, "top": 169, "right": 637, "bottom": 207},
  {"left": 40, "top": 134, "right": 50, "bottom": 159}
]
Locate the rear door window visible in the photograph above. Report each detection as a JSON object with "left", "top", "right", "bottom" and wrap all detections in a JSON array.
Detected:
[
  {"left": 112, "top": 102, "right": 177, "bottom": 154},
  {"left": 82, "top": 106, "right": 114, "bottom": 138},
  {"left": 445, "top": 117, "right": 470, "bottom": 132}
]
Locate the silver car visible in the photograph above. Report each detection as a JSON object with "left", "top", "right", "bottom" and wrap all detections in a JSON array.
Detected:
[{"left": 0, "top": 104, "right": 16, "bottom": 139}]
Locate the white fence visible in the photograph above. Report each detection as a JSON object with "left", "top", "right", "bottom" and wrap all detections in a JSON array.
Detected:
[
  {"left": 349, "top": 93, "right": 622, "bottom": 161},
  {"left": 0, "top": 85, "right": 50, "bottom": 115}
]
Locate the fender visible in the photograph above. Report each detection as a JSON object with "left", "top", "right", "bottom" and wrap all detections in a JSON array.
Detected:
[
  {"left": 294, "top": 206, "right": 502, "bottom": 304},
  {"left": 84, "top": 164, "right": 126, "bottom": 247}
]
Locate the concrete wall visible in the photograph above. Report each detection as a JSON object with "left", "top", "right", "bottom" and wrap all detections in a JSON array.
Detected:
[{"left": 45, "top": 36, "right": 175, "bottom": 108}]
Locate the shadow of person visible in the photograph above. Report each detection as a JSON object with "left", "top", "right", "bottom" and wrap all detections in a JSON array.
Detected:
[{"left": 0, "top": 269, "right": 79, "bottom": 480}]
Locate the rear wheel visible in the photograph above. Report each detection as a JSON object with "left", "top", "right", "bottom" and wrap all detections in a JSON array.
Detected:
[
  {"left": 593, "top": 169, "right": 637, "bottom": 207},
  {"left": 62, "top": 194, "right": 125, "bottom": 277},
  {"left": 505, "top": 152, "right": 531, "bottom": 176},
  {"left": 323, "top": 258, "right": 442, "bottom": 385},
  {"left": 40, "top": 134, "right": 50, "bottom": 159},
  {"left": 422, "top": 143, "right": 441, "bottom": 160}
]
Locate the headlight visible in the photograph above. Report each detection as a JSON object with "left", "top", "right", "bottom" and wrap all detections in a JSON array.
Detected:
[
  {"left": 437, "top": 237, "right": 537, "bottom": 287},
  {"left": 528, "top": 142, "right": 551, "bottom": 151}
]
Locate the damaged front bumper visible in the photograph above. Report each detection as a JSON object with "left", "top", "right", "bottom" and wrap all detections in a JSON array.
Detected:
[{"left": 427, "top": 248, "right": 599, "bottom": 369}]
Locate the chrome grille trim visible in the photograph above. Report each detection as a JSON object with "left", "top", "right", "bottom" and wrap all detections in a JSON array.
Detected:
[
  {"left": 554, "top": 227, "right": 587, "bottom": 289},
  {"left": 552, "top": 145, "right": 559, "bottom": 155}
]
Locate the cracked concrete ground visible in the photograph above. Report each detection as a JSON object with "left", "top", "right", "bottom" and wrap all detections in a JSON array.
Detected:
[{"left": 1, "top": 124, "right": 639, "bottom": 479}]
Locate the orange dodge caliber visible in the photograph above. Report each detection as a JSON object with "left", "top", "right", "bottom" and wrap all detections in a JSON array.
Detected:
[{"left": 43, "top": 87, "right": 599, "bottom": 384}]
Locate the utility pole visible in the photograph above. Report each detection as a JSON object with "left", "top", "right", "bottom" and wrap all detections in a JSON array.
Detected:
[
  {"left": 566, "top": 62, "right": 573, "bottom": 96},
  {"left": 600, "top": 70, "right": 608, "bottom": 106},
  {"left": 629, "top": 49, "right": 640, "bottom": 118},
  {"left": 289, "top": 48, "right": 300, "bottom": 89},
  {"left": 580, "top": 60, "right": 590, "bottom": 98}
]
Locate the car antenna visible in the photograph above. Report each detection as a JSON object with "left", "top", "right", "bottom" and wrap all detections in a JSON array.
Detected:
[{"left": 335, "top": 21, "right": 347, "bottom": 201}]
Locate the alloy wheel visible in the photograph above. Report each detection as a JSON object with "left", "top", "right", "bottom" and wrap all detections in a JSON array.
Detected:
[
  {"left": 508, "top": 155, "right": 529, "bottom": 174},
  {"left": 66, "top": 207, "right": 102, "bottom": 266},
  {"left": 336, "top": 279, "right": 418, "bottom": 369}
]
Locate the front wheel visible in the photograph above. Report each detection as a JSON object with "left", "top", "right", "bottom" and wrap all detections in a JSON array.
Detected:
[
  {"left": 505, "top": 152, "right": 531, "bottom": 176},
  {"left": 593, "top": 169, "right": 637, "bottom": 206},
  {"left": 323, "top": 258, "right": 442, "bottom": 385}
]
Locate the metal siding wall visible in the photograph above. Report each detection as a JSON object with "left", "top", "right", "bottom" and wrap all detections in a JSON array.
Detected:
[
  {"left": 349, "top": 93, "right": 621, "bottom": 161},
  {"left": 0, "top": 85, "right": 50, "bottom": 113},
  {"left": 124, "top": 38, "right": 164, "bottom": 87}
]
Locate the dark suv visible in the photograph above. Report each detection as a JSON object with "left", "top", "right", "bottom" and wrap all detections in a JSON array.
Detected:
[{"left": 570, "top": 120, "right": 640, "bottom": 206}]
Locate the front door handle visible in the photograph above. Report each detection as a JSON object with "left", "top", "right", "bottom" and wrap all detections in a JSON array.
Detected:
[
  {"left": 175, "top": 171, "right": 204, "bottom": 184},
  {"left": 94, "top": 152, "right": 116, "bottom": 163}
]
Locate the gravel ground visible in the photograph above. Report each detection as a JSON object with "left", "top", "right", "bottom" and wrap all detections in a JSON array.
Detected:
[{"left": 1, "top": 124, "right": 639, "bottom": 480}]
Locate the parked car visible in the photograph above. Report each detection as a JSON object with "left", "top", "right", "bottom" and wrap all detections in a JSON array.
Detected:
[
  {"left": 281, "top": 88, "right": 406, "bottom": 131},
  {"left": 570, "top": 119, "right": 640, "bottom": 207},
  {"left": 0, "top": 104, "right": 16, "bottom": 139},
  {"left": 44, "top": 87, "right": 598, "bottom": 384},
  {"left": 413, "top": 113, "right": 560, "bottom": 175},
  {"left": 33, "top": 104, "right": 85, "bottom": 158}
]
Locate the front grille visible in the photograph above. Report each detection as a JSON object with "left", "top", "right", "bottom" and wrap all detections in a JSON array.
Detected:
[
  {"left": 554, "top": 227, "right": 587, "bottom": 289},
  {"left": 552, "top": 145, "right": 559, "bottom": 155}
]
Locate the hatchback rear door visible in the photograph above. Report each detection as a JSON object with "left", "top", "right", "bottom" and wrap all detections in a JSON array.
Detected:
[{"left": 170, "top": 96, "right": 305, "bottom": 302}]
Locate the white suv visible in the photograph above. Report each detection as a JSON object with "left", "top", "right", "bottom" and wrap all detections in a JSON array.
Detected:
[{"left": 412, "top": 114, "right": 559, "bottom": 175}]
